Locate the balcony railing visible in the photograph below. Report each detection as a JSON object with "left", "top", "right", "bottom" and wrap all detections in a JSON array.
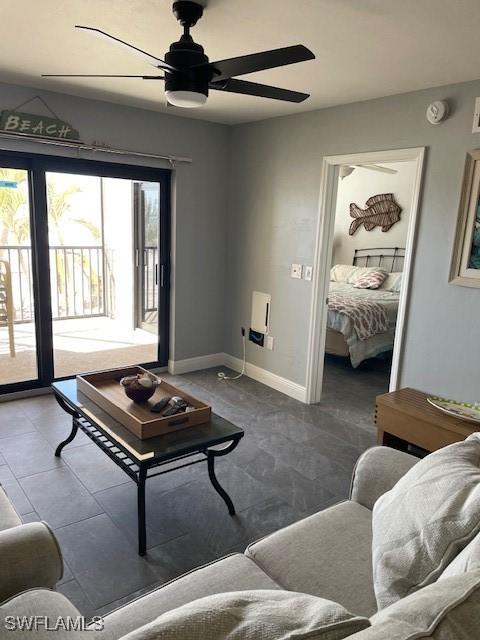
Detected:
[{"left": 0, "top": 245, "right": 105, "bottom": 322}]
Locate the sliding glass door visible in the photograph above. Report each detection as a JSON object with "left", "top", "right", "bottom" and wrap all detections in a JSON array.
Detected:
[{"left": 0, "top": 152, "right": 170, "bottom": 394}]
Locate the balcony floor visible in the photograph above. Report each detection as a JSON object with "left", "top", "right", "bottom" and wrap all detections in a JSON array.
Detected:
[{"left": 0, "top": 317, "right": 159, "bottom": 386}]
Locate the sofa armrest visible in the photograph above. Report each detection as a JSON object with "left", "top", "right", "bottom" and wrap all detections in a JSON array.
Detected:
[
  {"left": 0, "top": 522, "right": 63, "bottom": 603},
  {"left": 349, "top": 446, "right": 418, "bottom": 511}
]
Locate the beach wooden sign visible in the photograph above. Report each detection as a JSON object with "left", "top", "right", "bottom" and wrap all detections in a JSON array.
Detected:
[{"left": 0, "top": 109, "right": 80, "bottom": 141}]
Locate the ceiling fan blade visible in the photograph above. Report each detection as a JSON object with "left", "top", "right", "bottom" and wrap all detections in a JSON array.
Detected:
[
  {"left": 353, "top": 164, "right": 398, "bottom": 175},
  {"left": 75, "top": 26, "right": 176, "bottom": 71},
  {"left": 210, "top": 78, "right": 309, "bottom": 103},
  {"left": 204, "top": 44, "right": 314, "bottom": 82},
  {"left": 42, "top": 74, "right": 164, "bottom": 79}
]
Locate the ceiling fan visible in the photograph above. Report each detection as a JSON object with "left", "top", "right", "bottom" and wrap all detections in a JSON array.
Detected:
[
  {"left": 339, "top": 165, "right": 398, "bottom": 179},
  {"left": 42, "top": 0, "right": 315, "bottom": 109}
]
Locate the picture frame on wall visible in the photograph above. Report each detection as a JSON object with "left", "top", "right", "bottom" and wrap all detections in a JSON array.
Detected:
[{"left": 449, "top": 149, "right": 480, "bottom": 287}]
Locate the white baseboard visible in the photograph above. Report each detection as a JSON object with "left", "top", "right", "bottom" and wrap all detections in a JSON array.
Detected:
[
  {"left": 222, "top": 353, "right": 307, "bottom": 403},
  {"left": 169, "top": 352, "right": 307, "bottom": 402},
  {"left": 168, "top": 353, "right": 225, "bottom": 376}
]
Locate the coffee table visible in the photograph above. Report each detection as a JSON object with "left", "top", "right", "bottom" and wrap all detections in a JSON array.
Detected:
[{"left": 52, "top": 379, "right": 244, "bottom": 555}]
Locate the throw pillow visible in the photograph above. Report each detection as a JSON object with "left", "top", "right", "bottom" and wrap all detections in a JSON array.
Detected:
[
  {"left": 346, "top": 266, "right": 387, "bottom": 285},
  {"left": 354, "top": 270, "right": 388, "bottom": 289},
  {"left": 372, "top": 433, "right": 480, "bottom": 610},
  {"left": 368, "top": 569, "right": 480, "bottom": 640},
  {"left": 440, "top": 533, "right": 480, "bottom": 579},
  {"left": 120, "top": 590, "right": 370, "bottom": 640}
]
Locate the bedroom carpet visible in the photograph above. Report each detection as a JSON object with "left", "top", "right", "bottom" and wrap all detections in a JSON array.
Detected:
[{"left": 0, "top": 359, "right": 384, "bottom": 620}]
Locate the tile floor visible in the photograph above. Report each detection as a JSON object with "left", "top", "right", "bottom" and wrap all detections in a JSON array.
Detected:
[{"left": 0, "top": 354, "right": 388, "bottom": 620}]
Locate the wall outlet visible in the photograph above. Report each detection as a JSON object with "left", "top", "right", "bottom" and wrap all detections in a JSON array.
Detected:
[
  {"left": 249, "top": 328, "right": 265, "bottom": 347},
  {"left": 304, "top": 266, "right": 313, "bottom": 281},
  {"left": 265, "top": 335, "right": 274, "bottom": 350},
  {"left": 291, "top": 263, "right": 303, "bottom": 279}
]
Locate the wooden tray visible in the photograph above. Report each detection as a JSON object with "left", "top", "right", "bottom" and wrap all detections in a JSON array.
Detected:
[{"left": 76, "top": 366, "right": 211, "bottom": 440}]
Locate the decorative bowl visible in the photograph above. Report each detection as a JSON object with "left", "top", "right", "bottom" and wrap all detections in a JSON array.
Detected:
[
  {"left": 120, "top": 373, "right": 158, "bottom": 403},
  {"left": 427, "top": 396, "right": 480, "bottom": 424}
]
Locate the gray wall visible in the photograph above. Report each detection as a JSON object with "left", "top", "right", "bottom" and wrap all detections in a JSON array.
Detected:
[
  {"left": 0, "top": 81, "right": 229, "bottom": 362},
  {"left": 227, "top": 79, "right": 480, "bottom": 402}
]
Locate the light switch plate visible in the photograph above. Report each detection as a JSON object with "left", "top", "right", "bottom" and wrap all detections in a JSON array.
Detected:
[
  {"left": 291, "top": 263, "right": 303, "bottom": 279},
  {"left": 473, "top": 97, "right": 480, "bottom": 133},
  {"left": 304, "top": 266, "right": 313, "bottom": 281},
  {"left": 266, "top": 335, "right": 274, "bottom": 350}
]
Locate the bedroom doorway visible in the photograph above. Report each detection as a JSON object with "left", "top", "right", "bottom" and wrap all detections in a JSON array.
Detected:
[{"left": 305, "top": 148, "right": 425, "bottom": 405}]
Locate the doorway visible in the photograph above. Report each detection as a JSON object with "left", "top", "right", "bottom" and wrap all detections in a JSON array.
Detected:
[
  {"left": 305, "top": 148, "right": 425, "bottom": 405},
  {"left": 0, "top": 152, "right": 170, "bottom": 394}
]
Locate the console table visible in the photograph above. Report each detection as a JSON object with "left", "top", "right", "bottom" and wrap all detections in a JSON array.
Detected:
[{"left": 375, "top": 388, "right": 478, "bottom": 453}]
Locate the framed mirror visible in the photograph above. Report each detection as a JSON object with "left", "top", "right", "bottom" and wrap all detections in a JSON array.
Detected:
[{"left": 450, "top": 149, "right": 480, "bottom": 287}]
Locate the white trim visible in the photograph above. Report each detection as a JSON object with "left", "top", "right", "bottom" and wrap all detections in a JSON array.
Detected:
[
  {"left": 168, "top": 353, "right": 225, "bottom": 375},
  {"left": 168, "top": 171, "right": 178, "bottom": 363},
  {"left": 305, "top": 147, "right": 426, "bottom": 404},
  {"left": 223, "top": 354, "right": 307, "bottom": 402}
]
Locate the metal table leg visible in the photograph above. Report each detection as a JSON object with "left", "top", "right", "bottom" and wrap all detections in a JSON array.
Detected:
[
  {"left": 137, "top": 466, "right": 147, "bottom": 556},
  {"left": 206, "top": 438, "right": 241, "bottom": 516},
  {"left": 54, "top": 393, "right": 80, "bottom": 457}
]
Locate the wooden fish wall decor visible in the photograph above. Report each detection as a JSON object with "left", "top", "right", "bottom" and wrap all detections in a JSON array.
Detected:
[{"left": 349, "top": 194, "right": 402, "bottom": 235}]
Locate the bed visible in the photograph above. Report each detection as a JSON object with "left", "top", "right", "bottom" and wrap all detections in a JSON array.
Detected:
[{"left": 325, "top": 247, "right": 404, "bottom": 367}]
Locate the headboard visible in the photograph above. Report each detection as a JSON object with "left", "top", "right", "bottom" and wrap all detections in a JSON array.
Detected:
[{"left": 353, "top": 247, "right": 405, "bottom": 273}]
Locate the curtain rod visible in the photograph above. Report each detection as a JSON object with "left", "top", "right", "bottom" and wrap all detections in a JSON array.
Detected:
[{"left": 0, "top": 130, "right": 192, "bottom": 165}]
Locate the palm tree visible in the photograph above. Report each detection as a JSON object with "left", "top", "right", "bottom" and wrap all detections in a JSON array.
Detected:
[
  {"left": 46, "top": 179, "right": 101, "bottom": 315},
  {"left": 46, "top": 180, "right": 100, "bottom": 245},
  {"left": 0, "top": 169, "right": 29, "bottom": 246},
  {"left": 0, "top": 173, "right": 103, "bottom": 318},
  {"left": 0, "top": 170, "right": 31, "bottom": 319}
]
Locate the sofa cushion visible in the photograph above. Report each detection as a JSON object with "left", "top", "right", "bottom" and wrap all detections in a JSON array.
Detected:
[
  {"left": 246, "top": 501, "right": 377, "bottom": 618},
  {"left": 361, "top": 569, "right": 480, "bottom": 640},
  {"left": 0, "top": 486, "right": 22, "bottom": 531},
  {"left": 121, "top": 590, "right": 370, "bottom": 640},
  {"left": 0, "top": 588, "right": 96, "bottom": 639},
  {"left": 372, "top": 434, "right": 480, "bottom": 610},
  {"left": 99, "top": 554, "right": 280, "bottom": 640}
]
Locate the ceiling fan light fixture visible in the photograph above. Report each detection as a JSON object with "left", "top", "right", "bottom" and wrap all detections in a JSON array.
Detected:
[{"left": 165, "top": 89, "right": 207, "bottom": 107}]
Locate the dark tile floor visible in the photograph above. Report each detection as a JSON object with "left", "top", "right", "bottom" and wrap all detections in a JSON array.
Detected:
[{"left": 0, "top": 355, "right": 389, "bottom": 620}]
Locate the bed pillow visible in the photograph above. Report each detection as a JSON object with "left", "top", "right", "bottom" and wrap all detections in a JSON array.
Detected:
[
  {"left": 353, "top": 270, "right": 388, "bottom": 289},
  {"left": 372, "top": 433, "right": 480, "bottom": 610},
  {"left": 330, "top": 264, "right": 357, "bottom": 283},
  {"left": 120, "top": 590, "right": 371, "bottom": 640},
  {"left": 381, "top": 272, "right": 403, "bottom": 292}
]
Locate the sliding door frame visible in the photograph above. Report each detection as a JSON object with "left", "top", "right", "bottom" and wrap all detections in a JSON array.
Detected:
[{"left": 0, "top": 149, "right": 171, "bottom": 394}]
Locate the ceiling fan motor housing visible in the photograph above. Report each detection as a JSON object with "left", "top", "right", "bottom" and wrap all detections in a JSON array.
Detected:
[
  {"left": 166, "top": 1, "right": 212, "bottom": 98},
  {"left": 165, "top": 37, "right": 212, "bottom": 98}
]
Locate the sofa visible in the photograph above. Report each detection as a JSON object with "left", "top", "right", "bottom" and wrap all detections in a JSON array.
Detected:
[{"left": 0, "top": 445, "right": 478, "bottom": 639}]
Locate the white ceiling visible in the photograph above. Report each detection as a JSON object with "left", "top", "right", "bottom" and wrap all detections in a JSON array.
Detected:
[{"left": 2, "top": 0, "right": 480, "bottom": 125}]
